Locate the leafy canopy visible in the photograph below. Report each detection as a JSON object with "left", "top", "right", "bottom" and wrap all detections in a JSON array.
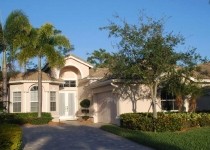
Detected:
[
  {"left": 87, "top": 49, "right": 112, "bottom": 68},
  {"left": 17, "top": 23, "right": 71, "bottom": 68},
  {"left": 101, "top": 14, "right": 205, "bottom": 119}
]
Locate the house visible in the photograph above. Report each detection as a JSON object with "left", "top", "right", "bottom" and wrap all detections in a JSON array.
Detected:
[{"left": 8, "top": 54, "right": 210, "bottom": 124}]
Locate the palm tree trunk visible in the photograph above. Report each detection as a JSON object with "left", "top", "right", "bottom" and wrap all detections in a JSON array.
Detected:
[
  {"left": 38, "top": 55, "right": 42, "bottom": 117},
  {"left": 2, "top": 49, "right": 8, "bottom": 112},
  {"left": 175, "top": 94, "right": 183, "bottom": 112},
  {"left": 189, "top": 98, "right": 196, "bottom": 112}
]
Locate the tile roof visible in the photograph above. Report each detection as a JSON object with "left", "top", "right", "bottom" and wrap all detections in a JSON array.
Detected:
[
  {"left": 89, "top": 68, "right": 110, "bottom": 78},
  {"left": 9, "top": 71, "right": 62, "bottom": 82},
  {"left": 194, "top": 62, "right": 210, "bottom": 79}
]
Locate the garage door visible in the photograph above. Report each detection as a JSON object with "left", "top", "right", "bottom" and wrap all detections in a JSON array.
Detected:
[{"left": 96, "top": 92, "right": 117, "bottom": 124}]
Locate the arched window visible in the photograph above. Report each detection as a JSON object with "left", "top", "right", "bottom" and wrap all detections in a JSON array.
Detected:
[{"left": 30, "top": 86, "right": 38, "bottom": 112}]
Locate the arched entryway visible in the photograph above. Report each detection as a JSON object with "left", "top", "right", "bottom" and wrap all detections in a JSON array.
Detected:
[{"left": 58, "top": 66, "right": 81, "bottom": 120}]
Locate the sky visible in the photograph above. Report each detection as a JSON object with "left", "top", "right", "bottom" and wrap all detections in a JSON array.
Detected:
[{"left": 0, "top": 0, "right": 210, "bottom": 62}]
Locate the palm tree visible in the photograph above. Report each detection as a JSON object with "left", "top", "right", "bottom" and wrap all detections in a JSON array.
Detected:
[
  {"left": 0, "top": 10, "right": 31, "bottom": 112},
  {"left": 165, "top": 69, "right": 202, "bottom": 112},
  {"left": 187, "top": 84, "right": 202, "bottom": 112},
  {"left": 18, "top": 23, "right": 71, "bottom": 117}
]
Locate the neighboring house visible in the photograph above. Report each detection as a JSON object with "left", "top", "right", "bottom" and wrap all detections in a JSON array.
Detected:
[{"left": 8, "top": 55, "right": 210, "bottom": 124}]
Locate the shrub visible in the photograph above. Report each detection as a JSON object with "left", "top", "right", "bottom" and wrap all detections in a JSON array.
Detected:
[
  {"left": 0, "top": 112, "right": 52, "bottom": 125},
  {"left": 0, "top": 124, "right": 22, "bottom": 150},
  {"left": 120, "top": 113, "right": 153, "bottom": 131},
  {"left": 80, "top": 99, "right": 90, "bottom": 108},
  {"left": 120, "top": 112, "right": 210, "bottom": 132},
  {"left": 82, "top": 116, "right": 90, "bottom": 120},
  {"left": 198, "top": 113, "right": 210, "bottom": 127}
]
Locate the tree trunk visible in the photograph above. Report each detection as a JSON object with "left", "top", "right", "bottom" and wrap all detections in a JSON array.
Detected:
[
  {"left": 131, "top": 91, "right": 137, "bottom": 113},
  {"left": 2, "top": 49, "right": 8, "bottom": 112},
  {"left": 151, "top": 83, "right": 157, "bottom": 119},
  {"left": 38, "top": 55, "right": 42, "bottom": 117}
]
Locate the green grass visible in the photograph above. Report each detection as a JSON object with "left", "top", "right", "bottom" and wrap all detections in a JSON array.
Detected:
[
  {"left": 0, "top": 124, "right": 22, "bottom": 150},
  {"left": 101, "top": 125, "right": 210, "bottom": 150}
]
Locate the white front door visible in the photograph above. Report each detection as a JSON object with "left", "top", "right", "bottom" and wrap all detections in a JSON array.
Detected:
[{"left": 59, "top": 92, "right": 76, "bottom": 120}]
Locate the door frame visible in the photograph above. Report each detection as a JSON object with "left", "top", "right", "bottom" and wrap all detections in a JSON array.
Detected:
[{"left": 58, "top": 91, "right": 77, "bottom": 120}]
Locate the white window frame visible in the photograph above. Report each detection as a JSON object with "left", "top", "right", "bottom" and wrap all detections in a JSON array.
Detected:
[
  {"left": 50, "top": 91, "right": 56, "bottom": 111},
  {"left": 30, "top": 86, "right": 38, "bottom": 112},
  {"left": 60, "top": 80, "right": 76, "bottom": 87},
  {"left": 13, "top": 92, "right": 21, "bottom": 112}
]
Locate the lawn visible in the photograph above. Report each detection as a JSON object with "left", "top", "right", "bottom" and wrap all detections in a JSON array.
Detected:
[
  {"left": 0, "top": 124, "right": 22, "bottom": 150},
  {"left": 101, "top": 125, "right": 210, "bottom": 150}
]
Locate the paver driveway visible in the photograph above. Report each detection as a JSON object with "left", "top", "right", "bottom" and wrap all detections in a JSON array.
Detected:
[{"left": 22, "top": 122, "right": 153, "bottom": 150}]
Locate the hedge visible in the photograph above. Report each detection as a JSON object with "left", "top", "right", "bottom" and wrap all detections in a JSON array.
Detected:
[
  {"left": 0, "top": 124, "right": 22, "bottom": 150},
  {"left": 0, "top": 112, "right": 52, "bottom": 125},
  {"left": 120, "top": 112, "right": 210, "bottom": 132}
]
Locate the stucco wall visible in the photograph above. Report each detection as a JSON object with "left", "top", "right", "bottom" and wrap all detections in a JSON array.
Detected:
[
  {"left": 92, "top": 83, "right": 163, "bottom": 124},
  {"left": 9, "top": 84, "right": 24, "bottom": 112},
  {"left": 9, "top": 82, "right": 60, "bottom": 118},
  {"left": 53, "top": 56, "right": 91, "bottom": 79}
]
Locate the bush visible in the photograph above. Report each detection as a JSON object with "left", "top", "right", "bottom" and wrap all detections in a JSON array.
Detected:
[
  {"left": 120, "top": 113, "right": 153, "bottom": 131},
  {"left": 0, "top": 124, "right": 22, "bottom": 150},
  {"left": 82, "top": 116, "right": 90, "bottom": 120},
  {"left": 80, "top": 99, "right": 90, "bottom": 108},
  {"left": 198, "top": 113, "right": 210, "bottom": 127},
  {"left": 0, "top": 112, "right": 52, "bottom": 125},
  {"left": 120, "top": 112, "right": 210, "bottom": 132}
]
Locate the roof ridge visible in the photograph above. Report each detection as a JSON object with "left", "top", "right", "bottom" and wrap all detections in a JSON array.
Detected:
[{"left": 66, "top": 53, "right": 93, "bottom": 66}]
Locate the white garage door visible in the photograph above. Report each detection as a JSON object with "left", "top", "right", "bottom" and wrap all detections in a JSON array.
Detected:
[{"left": 96, "top": 92, "right": 117, "bottom": 124}]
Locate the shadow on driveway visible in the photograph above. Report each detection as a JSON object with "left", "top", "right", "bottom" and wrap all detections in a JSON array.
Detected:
[{"left": 22, "top": 123, "right": 154, "bottom": 150}]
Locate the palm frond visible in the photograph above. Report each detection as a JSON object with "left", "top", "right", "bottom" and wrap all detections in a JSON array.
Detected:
[
  {"left": 4, "top": 10, "right": 31, "bottom": 49},
  {"left": 0, "top": 22, "right": 5, "bottom": 51},
  {"left": 43, "top": 44, "right": 65, "bottom": 68}
]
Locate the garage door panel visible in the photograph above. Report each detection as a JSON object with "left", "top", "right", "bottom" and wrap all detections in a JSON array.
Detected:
[{"left": 96, "top": 92, "right": 117, "bottom": 124}]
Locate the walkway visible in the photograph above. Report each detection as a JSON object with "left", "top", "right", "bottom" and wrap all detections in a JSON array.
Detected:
[{"left": 22, "top": 121, "right": 154, "bottom": 150}]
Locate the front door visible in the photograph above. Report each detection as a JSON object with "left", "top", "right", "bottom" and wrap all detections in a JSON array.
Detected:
[{"left": 59, "top": 92, "right": 76, "bottom": 120}]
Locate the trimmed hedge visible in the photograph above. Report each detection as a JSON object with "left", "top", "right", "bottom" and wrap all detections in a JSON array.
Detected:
[
  {"left": 0, "top": 112, "right": 52, "bottom": 125},
  {"left": 0, "top": 124, "right": 22, "bottom": 150},
  {"left": 120, "top": 112, "right": 210, "bottom": 132}
]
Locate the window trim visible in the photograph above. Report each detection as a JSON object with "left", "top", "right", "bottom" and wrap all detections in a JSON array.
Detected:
[
  {"left": 160, "top": 89, "right": 178, "bottom": 111},
  {"left": 30, "top": 86, "right": 38, "bottom": 112},
  {"left": 13, "top": 91, "right": 21, "bottom": 112},
  {"left": 60, "top": 80, "right": 76, "bottom": 88},
  {"left": 161, "top": 99, "right": 178, "bottom": 111},
  {"left": 50, "top": 91, "right": 56, "bottom": 111}
]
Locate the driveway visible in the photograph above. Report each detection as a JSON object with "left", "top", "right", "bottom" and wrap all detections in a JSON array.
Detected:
[{"left": 22, "top": 122, "right": 153, "bottom": 150}]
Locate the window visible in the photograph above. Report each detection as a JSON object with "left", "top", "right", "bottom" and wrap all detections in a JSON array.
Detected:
[
  {"left": 161, "top": 90, "right": 178, "bottom": 111},
  {"left": 13, "top": 92, "right": 21, "bottom": 112},
  {"left": 30, "top": 86, "right": 38, "bottom": 112},
  {"left": 50, "top": 91, "right": 56, "bottom": 111},
  {"left": 60, "top": 80, "right": 76, "bottom": 87}
]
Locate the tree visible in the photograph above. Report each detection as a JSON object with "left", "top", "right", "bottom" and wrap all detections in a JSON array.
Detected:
[
  {"left": 87, "top": 49, "right": 112, "bottom": 68},
  {"left": 102, "top": 15, "right": 203, "bottom": 119},
  {"left": 18, "top": 23, "right": 71, "bottom": 117},
  {"left": 0, "top": 10, "right": 31, "bottom": 112}
]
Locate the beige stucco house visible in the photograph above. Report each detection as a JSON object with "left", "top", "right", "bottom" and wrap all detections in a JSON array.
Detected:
[{"left": 8, "top": 55, "right": 210, "bottom": 124}]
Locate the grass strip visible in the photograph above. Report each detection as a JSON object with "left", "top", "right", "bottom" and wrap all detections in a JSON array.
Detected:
[{"left": 101, "top": 125, "right": 210, "bottom": 150}]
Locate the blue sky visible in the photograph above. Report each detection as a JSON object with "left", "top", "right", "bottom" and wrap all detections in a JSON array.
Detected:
[{"left": 0, "top": 0, "right": 210, "bottom": 61}]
